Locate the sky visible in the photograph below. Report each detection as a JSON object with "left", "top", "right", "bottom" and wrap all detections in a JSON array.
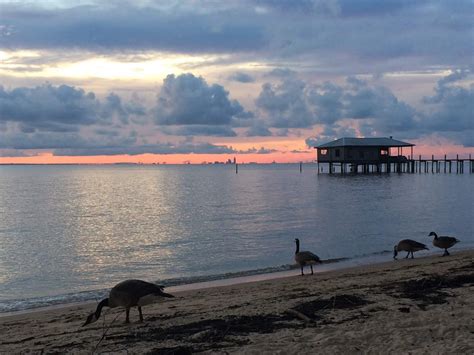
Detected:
[{"left": 0, "top": 0, "right": 473, "bottom": 164}]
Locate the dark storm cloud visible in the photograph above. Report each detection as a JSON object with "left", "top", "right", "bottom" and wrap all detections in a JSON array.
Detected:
[
  {"left": 0, "top": 3, "right": 266, "bottom": 53},
  {"left": 154, "top": 73, "right": 247, "bottom": 126}
]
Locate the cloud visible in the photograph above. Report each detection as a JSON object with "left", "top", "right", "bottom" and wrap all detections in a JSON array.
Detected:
[
  {"left": 1, "top": 3, "right": 266, "bottom": 53},
  {"left": 305, "top": 125, "right": 359, "bottom": 148},
  {"left": 0, "top": 129, "right": 238, "bottom": 155},
  {"left": 52, "top": 141, "right": 238, "bottom": 156},
  {"left": 338, "top": 0, "right": 420, "bottom": 17},
  {"left": 303, "top": 70, "right": 474, "bottom": 147},
  {"left": 343, "top": 77, "right": 418, "bottom": 133},
  {"left": 264, "top": 68, "right": 297, "bottom": 78},
  {"left": 228, "top": 72, "right": 255, "bottom": 83},
  {"left": 1, "top": 68, "right": 473, "bottom": 159},
  {"left": 154, "top": 73, "right": 246, "bottom": 126},
  {"left": 0, "top": 131, "right": 98, "bottom": 150},
  {"left": 160, "top": 125, "right": 237, "bottom": 137},
  {"left": 423, "top": 69, "right": 470, "bottom": 104},
  {"left": 256, "top": 78, "right": 315, "bottom": 128},
  {"left": 307, "top": 82, "right": 344, "bottom": 124},
  {"left": 0, "top": 84, "right": 102, "bottom": 132},
  {"left": 421, "top": 70, "right": 474, "bottom": 133},
  {"left": 0, "top": 149, "right": 30, "bottom": 157},
  {"left": 237, "top": 146, "right": 277, "bottom": 154},
  {"left": 0, "top": 84, "right": 100, "bottom": 125},
  {"left": 254, "top": 75, "right": 419, "bottom": 137},
  {"left": 0, "top": 84, "right": 145, "bottom": 133},
  {"left": 100, "top": 93, "right": 146, "bottom": 126},
  {"left": 1, "top": 0, "right": 472, "bottom": 76},
  {"left": 305, "top": 137, "right": 319, "bottom": 148},
  {"left": 245, "top": 120, "right": 272, "bottom": 137},
  {"left": 251, "top": 0, "right": 340, "bottom": 16}
]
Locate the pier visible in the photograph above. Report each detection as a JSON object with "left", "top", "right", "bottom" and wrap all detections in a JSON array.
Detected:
[
  {"left": 315, "top": 137, "right": 473, "bottom": 175},
  {"left": 317, "top": 154, "right": 473, "bottom": 174}
]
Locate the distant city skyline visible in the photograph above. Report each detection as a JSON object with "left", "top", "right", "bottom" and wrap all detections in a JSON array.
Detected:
[{"left": 0, "top": 0, "right": 473, "bottom": 164}]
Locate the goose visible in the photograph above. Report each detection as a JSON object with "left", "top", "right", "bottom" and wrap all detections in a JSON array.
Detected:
[
  {"left": 393, "top": 239, "right": 428, "bottom": 259},
  {"left": 429, "top": 231, "right": 460, "bottom": 256},
  {"left": 294, "top": 238, "right": 321, "bottom": 276},
  {"left": 83, "top": 279, "right": 174, "bottom": 326}
]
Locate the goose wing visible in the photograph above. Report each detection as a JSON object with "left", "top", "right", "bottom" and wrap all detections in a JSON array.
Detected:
[
  {"left": 404, "top": 239, "right": 428, "bottom": 250},
  {"left": 295, "top": 251, "right": 320, "bottom": 263},
  {"left": 112, "top": 279, "right": 171, "bottom": 305},
  {"left": 438, "top": 236, "right": 460, "bottom": 246}
]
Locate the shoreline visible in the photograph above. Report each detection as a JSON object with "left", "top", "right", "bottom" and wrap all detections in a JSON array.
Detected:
[
  {"left": 1, "top": 250, "right": 473, "bottom": 353},
  {"left": 0, "top": 247, "right": 470, "bottom": 318},
  {"left": 0, "top": 250, "right": 404, "bottom": 317}
]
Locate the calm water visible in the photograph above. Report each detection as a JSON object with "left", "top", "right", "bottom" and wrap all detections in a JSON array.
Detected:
[{"left": 0, "top": 164, "right": 473, "bottom": 313}]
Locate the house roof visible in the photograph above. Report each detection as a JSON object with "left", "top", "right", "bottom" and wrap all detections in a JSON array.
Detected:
[{"left": 316, "top": 137, "right": 415, "bottom": 148}]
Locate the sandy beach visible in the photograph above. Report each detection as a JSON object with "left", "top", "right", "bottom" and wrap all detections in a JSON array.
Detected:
[{"left": 1, "top": 250, "right": 473, "bottom": 354}]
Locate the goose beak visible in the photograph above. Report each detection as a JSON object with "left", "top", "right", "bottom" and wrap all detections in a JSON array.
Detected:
[{"left": 82, "top": 313, "right": 98, "bottom": 327}]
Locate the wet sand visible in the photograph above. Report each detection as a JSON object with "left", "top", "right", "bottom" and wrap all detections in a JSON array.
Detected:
[{"left": 1, "top": 250, "right": 473, "bottom": 354}]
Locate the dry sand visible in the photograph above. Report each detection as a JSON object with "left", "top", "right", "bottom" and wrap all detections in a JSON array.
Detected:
[{"left": 1, "top": 250, "right": 473, "bottom": 354}]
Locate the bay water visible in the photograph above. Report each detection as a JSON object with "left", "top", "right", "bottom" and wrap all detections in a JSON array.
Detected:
[{"left": 0, "top": 164, "right": 472, "bottom": 313}]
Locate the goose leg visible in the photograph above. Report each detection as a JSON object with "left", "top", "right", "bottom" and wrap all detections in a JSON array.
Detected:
[
  {"left": 138, "top": 307, "right": 143, "bottom": 322},
  {"left": 405, "top": 252, "right": 409, "bottom": 259},
  {"left": 125, "top": 307, "right": 130, "bottom": 323},
  {"left": 444, "top": 249, "right": 450, "bottom": 256},
  {"left": 300, "top": 265, "right": 304, "bottom": 276},
  {"left": 310, "top": 265, "right": 314, "bottom": 275},
  {"left": 411, "top": 251, "right": 414, "bottom": 259}
]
